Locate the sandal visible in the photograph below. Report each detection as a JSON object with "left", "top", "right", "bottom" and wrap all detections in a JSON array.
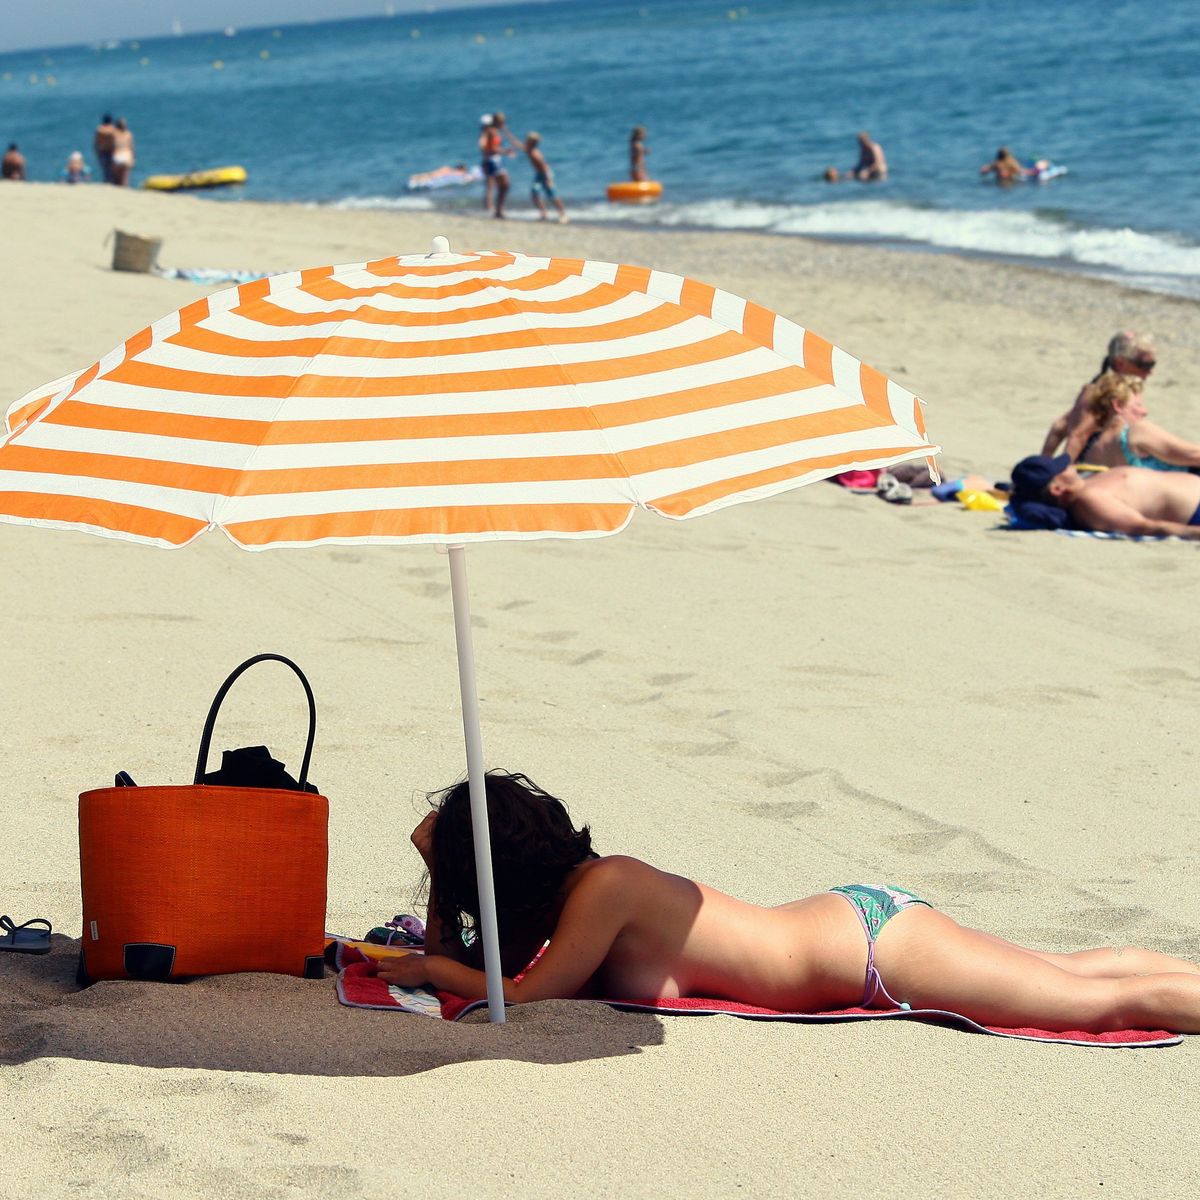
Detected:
[
  {"left": 0, "top": 915, "right": 52, "bottom": 954},
  {"left": 876, "top": 473, "right": 914, "bottom": 505}
]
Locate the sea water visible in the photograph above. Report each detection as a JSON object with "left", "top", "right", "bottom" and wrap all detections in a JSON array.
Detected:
[{"left": 2, "top": 0, "right": 1198, "bottom": 295}]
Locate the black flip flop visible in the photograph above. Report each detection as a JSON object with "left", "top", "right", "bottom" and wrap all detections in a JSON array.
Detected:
[{"left": 0, "top": 915, "right": 52, "bottom": 954}]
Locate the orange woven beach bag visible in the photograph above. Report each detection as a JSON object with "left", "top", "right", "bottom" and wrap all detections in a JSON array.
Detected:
[{"left": 78, "top": 654, "right": 329, "bottom": 984}]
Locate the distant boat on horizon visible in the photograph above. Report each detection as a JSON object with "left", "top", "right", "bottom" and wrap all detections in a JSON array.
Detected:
[{"left": 170, "top": 18, "right": 183, "bottom": 37}]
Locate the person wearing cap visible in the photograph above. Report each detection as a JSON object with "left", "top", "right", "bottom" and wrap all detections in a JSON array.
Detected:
[
  {"left": 1041, "top": 330, "right": 1158, "bottom": 457},
  {"left": 63, "top": 150, "right": 91, "bottom": 184},
  {"left": 1010, "top": 454, "right": 1200, "bottom": 539},
  {"left": 478, "top": 112, "right": 513, "bottom": 218}
]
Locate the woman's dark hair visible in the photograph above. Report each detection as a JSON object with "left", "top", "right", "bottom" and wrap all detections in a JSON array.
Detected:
[{"left": 428, "top": 770, "right": 595, "bottom": 948}]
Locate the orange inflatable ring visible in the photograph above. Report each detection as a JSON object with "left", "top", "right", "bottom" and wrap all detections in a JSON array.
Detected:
[{"left": 606, "top": 180, "right": 663, "bottom": 204}]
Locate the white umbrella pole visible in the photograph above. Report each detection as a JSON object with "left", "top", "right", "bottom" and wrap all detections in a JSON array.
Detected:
[{"left": 445, "top": 543, "right": 507, "bottom": 1023}]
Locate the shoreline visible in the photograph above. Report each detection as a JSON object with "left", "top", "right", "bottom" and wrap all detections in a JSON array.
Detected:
[{"left": 316, "top": 191, "right": 1200, "bottom": 303}]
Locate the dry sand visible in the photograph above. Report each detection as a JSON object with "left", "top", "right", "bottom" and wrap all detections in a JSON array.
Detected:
[{"left": 1, "top": 183, "right": 1198, "bottom": 1199}]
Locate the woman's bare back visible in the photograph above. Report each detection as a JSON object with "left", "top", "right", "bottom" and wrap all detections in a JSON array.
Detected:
[{"left": 565, "top": 857, "right": 869, "bottom": 1009}]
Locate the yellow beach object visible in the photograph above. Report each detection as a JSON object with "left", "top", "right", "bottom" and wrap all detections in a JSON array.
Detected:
[
  {"left": 143, "top": 165, "right": 247, "bottom": 192},
  {"left": 607, "top": 179, "right": 663, "bottom": 204}
]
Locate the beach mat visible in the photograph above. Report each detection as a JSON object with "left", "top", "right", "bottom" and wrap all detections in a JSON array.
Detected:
[
  {"left": 1002, "top": 509, "right": 1180, "bottom": 541},
  {"left": 329, "top": 941, "right": 1181, "bottom": 1048}
]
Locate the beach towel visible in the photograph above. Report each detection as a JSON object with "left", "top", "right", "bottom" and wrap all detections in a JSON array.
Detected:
[
  {"left": 328, "top": 940, "right": 1181, "bottom": 1048},
  {"left": 1002, "top": 509, "right": 1178, "bottom": 542},
  {"left": 155, "top": 266, "right": 275, "bottom": 286}
]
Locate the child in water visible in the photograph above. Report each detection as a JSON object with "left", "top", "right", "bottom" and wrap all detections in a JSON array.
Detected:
[
  {"left": 512, "top": 131, "right": 568, "bottom": 223},
  {"left": 376, "top": 770, "right": 1200, "bottom": 1033},
  {"left": 629, "top": 125, "right": 648, "bottom": 182}
]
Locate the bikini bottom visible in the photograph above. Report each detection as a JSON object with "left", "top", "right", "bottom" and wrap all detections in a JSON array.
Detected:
[{"left": 828, "top": 883, "right": 933, "bottom": 1008}]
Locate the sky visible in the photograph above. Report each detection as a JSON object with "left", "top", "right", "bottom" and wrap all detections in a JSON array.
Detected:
[{"left": 0, "top": 0, "right": 551, "bottom": 53}]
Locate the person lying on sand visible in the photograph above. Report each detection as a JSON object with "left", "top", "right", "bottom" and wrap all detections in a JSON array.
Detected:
[
  {"left": 1010, "top": 454, "right": 1200, "bottom": 539},
  {"left": 1042, "top": 330, "right": 1157, "bottom": 457},
  {"left": 1072, "top": 372, "right": 1200, "bottom": 472},
  {"left": 375, "top": 771, "right": 1200, "bottom": 1032}
]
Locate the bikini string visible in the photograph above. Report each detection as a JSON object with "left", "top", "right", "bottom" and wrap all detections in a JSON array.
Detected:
[{"left": 863, "top": 941, "right": 911, "bottom": 1011}]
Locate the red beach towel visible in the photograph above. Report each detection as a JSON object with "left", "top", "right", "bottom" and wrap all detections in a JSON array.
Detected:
[{"left": 329, "top": 942, "right": 1181, "bottom": 1048}]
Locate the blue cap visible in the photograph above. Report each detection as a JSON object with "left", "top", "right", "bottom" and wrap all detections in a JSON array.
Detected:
[{"left": 1010, "top": 453, "right": 1070, "bottom": 501}]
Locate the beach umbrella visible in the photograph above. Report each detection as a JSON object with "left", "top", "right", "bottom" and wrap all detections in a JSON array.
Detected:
[{"left": 0, "top": 238, "right": 938, "bottom": 1021}]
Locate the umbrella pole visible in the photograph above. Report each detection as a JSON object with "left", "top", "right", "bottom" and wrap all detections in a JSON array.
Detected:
[{"left": 445, "top": 543, "right": 507, "bottom": 1023}]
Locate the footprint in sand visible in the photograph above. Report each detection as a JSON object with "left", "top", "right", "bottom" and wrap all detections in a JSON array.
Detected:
[
  {"left": 648, "top": 672, "right": 693, "bottom": 686},
  {"left": 759, "top": 769, "right": 806, "bottom": 789},
  {"left": 738, "top": 799, "right": 819, "bottom": 821},
  {"left": 86, "top": 612, "right": 198, "bottom": 623}
]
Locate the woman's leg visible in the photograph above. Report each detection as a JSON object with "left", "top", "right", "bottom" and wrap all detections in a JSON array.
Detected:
[
  {"left": 876, "top": 909, "right": 1200, "bottom": 1032},
  {"left": 963, "top": 928, "right": 1200, "bottom": 979}
]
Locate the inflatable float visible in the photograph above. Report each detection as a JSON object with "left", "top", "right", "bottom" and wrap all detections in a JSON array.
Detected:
[
  {"left": 1028, "top": 161, "right": 1067, "bottom": 183},
  {"left": 143, "top": 165, "right": 247, "bottom": 192},
  {"left": 607, "top": 179, "right": 662, "bottom": 204},
  {"left": 407, "top": 165, "right": 483, "bottom": 191}
]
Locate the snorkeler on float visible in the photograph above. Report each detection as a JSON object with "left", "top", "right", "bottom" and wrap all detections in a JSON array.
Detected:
[{"left": 375, "top": 770, "right": 1200, "bottom": 1032}]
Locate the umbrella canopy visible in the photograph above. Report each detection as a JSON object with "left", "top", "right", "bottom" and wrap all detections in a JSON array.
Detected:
[
  {"left": 0, "top": 238, "right": 939, "bottom": 1021},
  {"left": 3, "top": 242, "right": 936, "bottom": 548}
]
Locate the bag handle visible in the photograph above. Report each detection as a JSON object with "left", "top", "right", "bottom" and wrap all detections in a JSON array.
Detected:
[{"left": 193, "top": 653, "right": 317, "bottom": 788}]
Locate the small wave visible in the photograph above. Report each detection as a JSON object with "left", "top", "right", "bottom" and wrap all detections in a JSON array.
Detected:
[
  {"left": 328, "top": 194, "right": 436, "bottom": 212},
  {"left": 568, "top": 197, "right": 1200, "bottom": 294}
]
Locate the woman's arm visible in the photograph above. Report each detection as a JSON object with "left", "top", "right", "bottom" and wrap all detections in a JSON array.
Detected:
[
  {"left": 1130, "top": 421, "right": 1200, "bottom": 468},
  {"left": 377, "top": 859, "right": 633, "bottom": 1002},
  {"left": 408, "top": 811, "right": 471, "bottom": 965},
  {"left": 1063, "top": 410, "right": 1100, "bottom": 461}
]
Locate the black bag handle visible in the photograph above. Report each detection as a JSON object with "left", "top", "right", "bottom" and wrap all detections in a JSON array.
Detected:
[{"left": 193, "top": 653, "right": 317, "bottom": 789}]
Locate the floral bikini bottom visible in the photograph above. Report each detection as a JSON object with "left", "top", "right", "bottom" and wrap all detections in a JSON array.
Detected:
[{"left": 828, "top": 883, "right": 933, "bottom": 1008}]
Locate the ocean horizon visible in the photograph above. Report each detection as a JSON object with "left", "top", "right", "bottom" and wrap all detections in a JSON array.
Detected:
[{"left": 3, "top": 0, "right": 1197, "bottom": 297}]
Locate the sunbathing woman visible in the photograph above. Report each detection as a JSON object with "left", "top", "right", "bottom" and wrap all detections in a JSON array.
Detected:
[
  {"left": 376, "top": 771, "right": 1200, "bottom": 1033},
  {"left": 1070, "top": 371, "right": 1200, "bottom": 473}
]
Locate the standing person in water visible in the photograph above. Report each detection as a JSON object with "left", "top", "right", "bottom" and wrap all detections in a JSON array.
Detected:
[
  {"left": 376, "top": 771, "right": 1200, "bottom": 1033},
  {"left": 478, "top": 112, "right": 512, "bottom": 218},
  {"left": 629, "top": 125, "right": 648, "bottom": 182},
  {"left": 93, "top": 113, "right": 116, "bottom": 183},
  {"left": 110, "top": 117, "right": 135, "bottom": 186},
  {"left": 851, "top": 131, "right": 887, "bottom": 180},
  {"left": 510, "top": 131, "right": 568, "bottom": 223}
]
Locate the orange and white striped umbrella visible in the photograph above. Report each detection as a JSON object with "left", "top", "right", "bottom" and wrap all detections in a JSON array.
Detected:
[
  {"left": 0, "top": 238, "right": 939, "bottom": 1022},
  {"left": 1, "top": 241, "right": 937, "bottom": 548}
]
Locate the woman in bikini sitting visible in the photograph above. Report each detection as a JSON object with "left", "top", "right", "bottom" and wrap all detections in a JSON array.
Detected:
[
  {"left": 1070, "top": 371, "right": 1200, "bottom": 473},
  {"left": 377, "top": 771, "right": 1200, "bottom": 1033}
]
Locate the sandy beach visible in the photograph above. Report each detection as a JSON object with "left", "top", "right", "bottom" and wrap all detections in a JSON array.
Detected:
[{"left": 2, "top": 182, "right": 1198, "bottom": 1199}]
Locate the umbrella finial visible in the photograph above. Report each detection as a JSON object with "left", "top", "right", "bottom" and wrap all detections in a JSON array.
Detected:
[{"left": 429, "top": 235, "right": 450, "bottom": 256}]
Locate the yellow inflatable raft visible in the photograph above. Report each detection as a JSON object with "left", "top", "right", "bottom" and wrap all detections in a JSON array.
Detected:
[
  {"left": 607, "top": 179, "right": 662, "bottom": 204},
  {"left": 143, "top": 165, "right": 247, "bottom": 192}
]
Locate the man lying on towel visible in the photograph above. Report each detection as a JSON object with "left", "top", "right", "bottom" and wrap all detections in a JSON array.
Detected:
[{"left": 1011, "top": 454, "right": 1200, "bottom": 539}]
